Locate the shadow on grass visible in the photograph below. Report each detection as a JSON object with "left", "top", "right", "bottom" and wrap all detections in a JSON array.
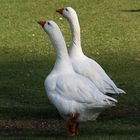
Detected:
[
  {"left": 121, "top": 9, "right": 140, "bottom": 12},
  {"left": 0, "top": 58, "right": 58, "bottom": 120},
  {"left": 0, "top": 57, "right": 139, "bottom": 121},
  {"left": 0, "top": 105, "right": 139, "bottom": 122},
  {"left": 0, "top": 106, "right": 61, "bottom": 120}
]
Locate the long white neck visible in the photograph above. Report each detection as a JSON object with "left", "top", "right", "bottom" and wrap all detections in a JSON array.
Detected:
[
  {"left": 48, "top": 29, "right": 74, "bottom": 73},
  {"left": 68, "top": 14, "right": 84, "bottom": 57}
]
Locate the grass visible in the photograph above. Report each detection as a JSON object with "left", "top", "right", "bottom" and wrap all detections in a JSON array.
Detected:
[{"left": 0, "top": 0, "right": 140, "bottom": 139}]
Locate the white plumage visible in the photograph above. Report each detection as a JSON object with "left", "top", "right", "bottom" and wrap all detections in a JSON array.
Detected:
[
  {"left": 45, "top": 72, "right": 117, "bottom": 122},
  {"left": 38, "top": 20, "right": 117, "bottom": 136},
  {"left": 56, "top": 7, "right": 126, "bottom": 94}
]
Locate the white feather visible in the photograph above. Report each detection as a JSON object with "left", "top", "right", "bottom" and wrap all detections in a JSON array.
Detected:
[
  {"left": 42, "top": 20, "right": 117, "bottom": 122},
  {"left": 60, "top": 7, "right": 126, "bottom": 94}
]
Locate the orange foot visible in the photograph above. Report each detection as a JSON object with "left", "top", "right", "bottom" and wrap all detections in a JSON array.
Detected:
[{"left": 67, "top": 130, "right": 76, "bottom": 137}]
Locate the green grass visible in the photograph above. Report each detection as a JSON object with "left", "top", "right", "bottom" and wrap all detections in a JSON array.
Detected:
[{"left": 0, "top": 0, "right": 140, "bottom": 139}]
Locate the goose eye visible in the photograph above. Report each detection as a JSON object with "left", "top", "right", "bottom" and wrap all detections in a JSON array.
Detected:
[
  {"left": 48, "top": 22, "right": 50, "bottom": 25},
  {"left": 65, "top": 8, "right": 68, "bottom": 11}
]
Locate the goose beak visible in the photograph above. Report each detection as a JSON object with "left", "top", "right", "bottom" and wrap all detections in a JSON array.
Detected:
[
  {"left": 38, "top": 20, "right": 46, "bottom": 27},
  {"left": 56, "top": 8, "right": 64, "bottom": 14}
]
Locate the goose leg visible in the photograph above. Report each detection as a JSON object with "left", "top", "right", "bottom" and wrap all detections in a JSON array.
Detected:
[
  {"left": 67, "top": 112, "right": 80, "bottom": 136},
  {"left": 75, "top": 122, "right": 79, "bottom": 135}
]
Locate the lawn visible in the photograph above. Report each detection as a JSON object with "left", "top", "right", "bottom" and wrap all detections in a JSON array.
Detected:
[{"left": 0, "top": 0, "right": 140, "bottom": 139}]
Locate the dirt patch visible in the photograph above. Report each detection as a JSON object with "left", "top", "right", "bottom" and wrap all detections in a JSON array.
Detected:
[{"left": 0, "top": 119, "right": 65, "bottom": 130}]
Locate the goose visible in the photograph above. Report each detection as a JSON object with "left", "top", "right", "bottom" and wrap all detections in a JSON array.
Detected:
[
  {"left": 56, "top": 7, "right": 126, "bottom": 95},
  {"left": 38, "top": 20, "right": 118, "bottom": 136}
]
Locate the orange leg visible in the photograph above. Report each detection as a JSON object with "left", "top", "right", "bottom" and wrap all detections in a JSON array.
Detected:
[{"left": 67, "top": 112, "right": 80, "bottom": 137}]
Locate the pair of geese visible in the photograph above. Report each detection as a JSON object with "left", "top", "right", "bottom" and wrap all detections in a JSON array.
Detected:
[{"left": 38, "top": 7, "right": 125, "bottom": 136}]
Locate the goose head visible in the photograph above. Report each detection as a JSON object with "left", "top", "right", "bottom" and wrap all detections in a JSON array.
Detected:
[
  {"left": 56, "top": 7, "right": 77, "bottom": 22},
  {"left": 38, "top": 20, "right": 62, "bottom": 38},
  {"left": 56, "top": 7, "right": 82, "bottom": 53}
]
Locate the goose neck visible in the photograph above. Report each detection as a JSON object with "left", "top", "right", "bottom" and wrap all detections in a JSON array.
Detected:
[
  {"left": 69, "top": 16, "right": 81, "bottom": 48},
  {"left": 50, "top": 35, "right": 74, "bottom": 73}
]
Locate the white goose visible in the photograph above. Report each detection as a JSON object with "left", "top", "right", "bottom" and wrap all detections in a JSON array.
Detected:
[
  {"left": 38, "top": 20, "right": 117, "bottom": 136},
  {"left": 56, "top": 7, "right": 125, "bottom": 95}
]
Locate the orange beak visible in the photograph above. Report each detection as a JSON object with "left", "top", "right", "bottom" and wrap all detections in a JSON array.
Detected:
[
  {"left": 37, "top": 20, "right": 46, "bottom": 27},
  {"left": 56, "top": 8, "right": 64, "bottom": 14}
]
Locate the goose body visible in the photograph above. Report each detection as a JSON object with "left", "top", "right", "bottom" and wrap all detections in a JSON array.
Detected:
[
  {"left": 38, "top": 20, "right": 117, "bottom": 136},
  {"left": 56, "top": 7, "right": 125, "bottom": 94},
  {"left": 45, "top": 71, "right": 117, "bottom": 122}
]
